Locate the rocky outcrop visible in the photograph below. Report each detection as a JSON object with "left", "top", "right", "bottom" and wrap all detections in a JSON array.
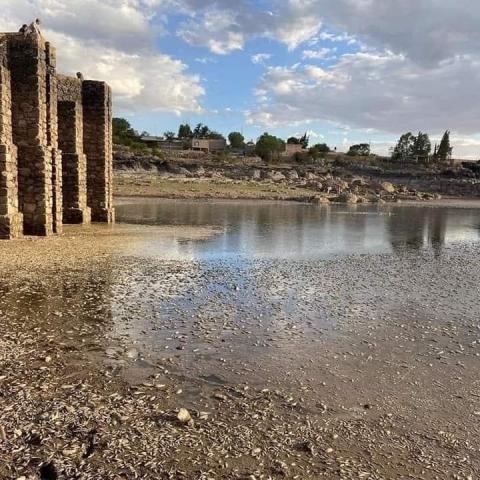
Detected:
[{"left": 114, "top": 147, "right": 459, "bottom": 203}]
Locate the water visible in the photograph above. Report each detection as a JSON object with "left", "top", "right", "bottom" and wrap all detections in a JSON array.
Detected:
[{"left": 115, "top": 198, "right": 480, "bottom": 260}]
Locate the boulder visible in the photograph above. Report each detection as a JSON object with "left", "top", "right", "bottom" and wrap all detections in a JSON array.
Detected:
[
  {"left": 312, "top": 196, "right": 330, "bottom": 205},
  {"left": 336, "top": 192, "right": 358, "bottom": 204},
  {"left": 380, "top": 181, "right": 396, "bottom": 193},
  {"left": 265, "top": 170, "right": 286, "bottom": 182},
  {"left": 286, "top": 169, "right": 299, "bottom": 181},
  {"left": 351, "top": 177, "right": 367, "bottom": 187},
  {"left": 250, "top": 169, "right": 262, "bottom": 180}
]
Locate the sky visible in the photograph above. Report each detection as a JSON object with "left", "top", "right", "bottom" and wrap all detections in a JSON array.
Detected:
[{"left": 2, "top": 0, "right": 480, "bottom": 158}]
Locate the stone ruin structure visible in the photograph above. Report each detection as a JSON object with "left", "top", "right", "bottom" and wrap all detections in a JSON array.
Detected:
[{"left": 0, "top": 29, "right": 114, "bottom": 239}]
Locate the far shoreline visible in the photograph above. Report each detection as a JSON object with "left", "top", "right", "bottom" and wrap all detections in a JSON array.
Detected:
[{"left": 114, "top": 193, "right": 480, "bottom": 209}]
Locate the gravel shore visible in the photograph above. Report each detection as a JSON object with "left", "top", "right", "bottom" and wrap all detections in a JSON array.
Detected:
[{"left": 1, "top": 222, "right": 480, "bottom": 479}]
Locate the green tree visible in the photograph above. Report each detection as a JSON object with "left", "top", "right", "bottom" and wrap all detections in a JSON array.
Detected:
[
  {"left": 436, "top": 130, "right": 452, "bottom": 162},
  {"left": 299, "top": 132, "right": 309, "bottom": 149},
  {"left": 392, "top": 132, "right": 415, "bottom": 161},
  {"left": 228, "top": 132, "right": 245, "bottom": 148},
  {"left": 193, "top": 123, "right": 209, "bottom": 137},
  {"left": 412, "top": 131, "right": 431, "bottom": 157},
  {"left": 208, "top": 131, "right": 225, "bottom": 140},
  {"left": 112, "top": 117, "right": 140, "bottom": 145},
  {"left": 164, "top": 131, "right": 175, "bottom": 141},
  {"left": 347, "top": 143, "right": 370, "bottom": 156},
  {"left": 255, "top": 132, "right": 285, "bottom": 161},
  {"left": 178, "top": 123, "right": 192, "bottom": 138},
  {"left": 309, "top": 143, "right": 330, "bottom": 156},
  {"left": 287, "top": 133, "right": 309, "bottom": 148}
]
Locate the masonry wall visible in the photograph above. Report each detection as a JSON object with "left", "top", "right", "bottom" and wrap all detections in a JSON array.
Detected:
[
  {"left": 0, "top": 30, "right": 113, "bottom": 239},
  {"left": 8, "top": 33, "right": 62, "bottom": 236},
  {"left": 83, "top": 81, "right": 114, "bottom": 223},
  {"left": 57, "top": 74, "right": 90, "bottom": 224},
  {"left": 0, "top": 35, "right": 22, "bottom": 239}
]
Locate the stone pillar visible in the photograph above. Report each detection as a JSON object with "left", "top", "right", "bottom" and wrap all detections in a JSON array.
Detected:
[
  {"left": 0, "top": 35, "right": 22, "bottom": 239},
  {"left": 57, "top": 75, "right": 90, "bottom": 224},
  {"left": 8, "top": 32, "right": 62, "bottom": 236},
  {"left": 82, "top": 80, "right": 114, "bottom": 223}
]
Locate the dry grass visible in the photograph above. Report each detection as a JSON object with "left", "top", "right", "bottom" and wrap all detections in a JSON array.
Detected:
[{"left": 115, "top": 173, "right": 318, "bottom": 201}]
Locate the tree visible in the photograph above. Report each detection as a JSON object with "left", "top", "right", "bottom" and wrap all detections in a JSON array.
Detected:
[
  {"left": 412, "top": 131, "right": 431, "bottom": 157},
  {"left": 299, "top": 132, "right": 309, "bottom": 149},
  {"left": 436, "top": 130, "right": 452, "bottom": 162},
  {"left": 392, "top": 132, "right": 415, "bottom": 161},
  {"left": 228, "top": 132, "right": 245, "bottom": 149},
  {"left": 208, "top": 131, "right": 225, "bottom": 140},
  {"left": 309, "top": 143, "right": 330, "bottom": 156},
  {"left": 112, "top": 117, "right": 139, "bottom": 145},
  {"left": 255, "top": 132, "right": 285, "bottom": 161},
  {"left": 178, "top": 123, "right": 192, "bottom": 138},
  {"left": 347, "top": 143, "right": 370, "bottom": 156},
  {"left": 193, "top": 123, "right": 211, "bottom": 137},
  {"left": 287, "top": 133, "right": 309, "bottom": 149},
  {"left": 164, "top": 131, "right": 175, "bottom": 141}
]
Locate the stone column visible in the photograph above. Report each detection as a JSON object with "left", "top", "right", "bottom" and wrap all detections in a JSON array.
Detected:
[
  {"left": 8, "top": 32, "right": 62, "bottom": 236},
  {"left": 82, "top": 80, "right": 114, "bottom": 223},
  {"left": 0, "top": 35, "right": 22, "bottom": 239},
  {"left": 57, "top": 75, "right": 90, "bottom": 224}
]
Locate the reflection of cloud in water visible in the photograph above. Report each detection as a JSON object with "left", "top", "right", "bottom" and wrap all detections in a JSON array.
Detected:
[{"left": 115, "top": 199, "right": 480, "bottom": 261}]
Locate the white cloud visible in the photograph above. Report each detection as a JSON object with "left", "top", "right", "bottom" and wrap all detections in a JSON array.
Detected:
[
  {"left": 251, "top": 53, "right": 272, "bottom": 65},
  {"left": 246, "top": 51, "right": 480, "bottom": 137},
  {"left": 176, "top": 0, "right": 323, "bottom": 53},
  {"left": 302, "top": 48, "right": 332, "bottom": 60},
  {"left": 0, "top": 0, "right": 204, "bottom": 114}
]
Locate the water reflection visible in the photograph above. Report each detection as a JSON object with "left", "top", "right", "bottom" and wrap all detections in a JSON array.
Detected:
[{"left": 115, "top": 198, "right": 480, "bottom": 260}]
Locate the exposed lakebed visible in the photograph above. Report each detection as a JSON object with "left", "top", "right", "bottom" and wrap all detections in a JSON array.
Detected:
[{"left": 1, "top": 199, "right": 480, "bottom": 478}]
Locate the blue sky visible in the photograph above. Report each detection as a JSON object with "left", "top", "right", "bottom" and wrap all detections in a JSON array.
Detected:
[
  {"left": 130, "top": 20, "right": 386, "bottom": 151},
  {"left": 3, "top": 0, "right": 480, "bottom": 158}
]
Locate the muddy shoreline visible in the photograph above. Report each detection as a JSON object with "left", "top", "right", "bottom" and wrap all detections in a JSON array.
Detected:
[{"left": 1, "top": 209, "right": 480, "bottom": 479}]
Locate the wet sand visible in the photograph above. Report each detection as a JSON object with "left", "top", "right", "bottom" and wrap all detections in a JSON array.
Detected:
[{"left": 1, "top": 216, "right": 480, "bottom": 479}]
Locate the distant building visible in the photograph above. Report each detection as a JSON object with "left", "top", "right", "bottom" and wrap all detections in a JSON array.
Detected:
[{"left": 191, "top": 138, "right": 227, "bottom": 153}]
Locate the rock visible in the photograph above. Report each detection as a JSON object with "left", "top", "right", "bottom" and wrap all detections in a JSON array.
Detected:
[
  {"left": 177, "top": 408, "right": 192, "bottom": 424},
  {"left": 312, "top": 196, "right": 330, "bottom": 205},
  {"left": 336, "top": 192, "right": 358, "bottom": 204},
  {"left": 265, "top": 170, "right": 286, "bottom": 182},
  {"left": 380, "top": 181, "right": 396, "bottom": 193},
  {"left": 214, "top": 393, "right": 228, "bottom": 401},
  {"left": 286, "top": 169, "right": 299, "bottom": 180},
  {"left": 351, "top": 177, "right": 367, "bottom": 187},
  {"left": 39, "top": 462, "right": 58, "bottom": 480},
  {"left": 167, "top": 163, "right": 192, "bottom": 176},
  {"left": 250, "top": 169, "right": 262, "bottom": 180},
  {"left": 125, "top": 348, "right": 139, "bottom": 359}
]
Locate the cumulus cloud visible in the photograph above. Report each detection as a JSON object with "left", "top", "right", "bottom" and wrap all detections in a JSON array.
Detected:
[
  {"left": 312, "top": 0, "right": 480, "bottom": 66},
  {"left": 0, "top": 0, "right": 204, "bottom": 114},
  {"left": 176, "top": 0, "right": 322, "bottom": 53},
  {"left": 246, "top": 51, "right": 480, "bottom": 136},
  {"left": 239, "top": 0, "right": 480, "bottom": 159}
]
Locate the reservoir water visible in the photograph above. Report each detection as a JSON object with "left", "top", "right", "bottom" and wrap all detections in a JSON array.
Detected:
[{"left": 115, "top": 198, "right": 480, "bottom": 260}]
